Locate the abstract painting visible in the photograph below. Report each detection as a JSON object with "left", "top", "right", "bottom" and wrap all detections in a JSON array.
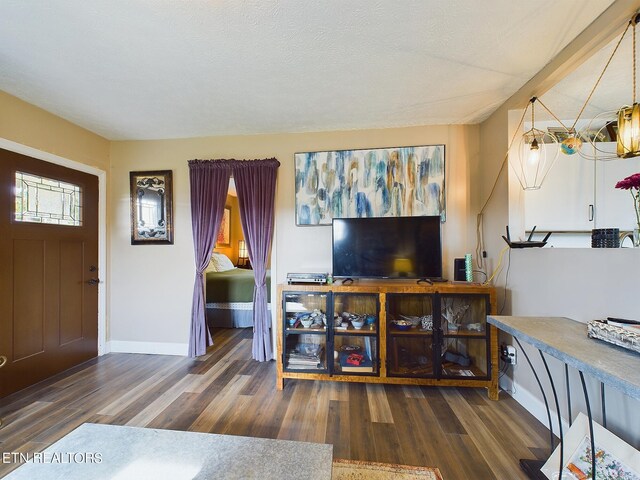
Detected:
[{"left": 294, "top": 145, "right": 445, "bottom": 225}]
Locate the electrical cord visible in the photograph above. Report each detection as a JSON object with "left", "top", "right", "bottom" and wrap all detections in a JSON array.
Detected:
[
  {"left": 499, "top": 247, "right": 512, "bottom": 314},
  {"left": 475, "top": 107, "right": 528, "bottom": 271},
  {"left": 498, "top": 249, "right": 511, "bottom": 315},
  {"left": 498, "top": 357, "right": 517, "bottom": 395},
  {"left": 483, "top": 245, "right": 509, "bottom": 285},
  {"left": 472, "top": 270, "right": 488, "bottom": 283}
]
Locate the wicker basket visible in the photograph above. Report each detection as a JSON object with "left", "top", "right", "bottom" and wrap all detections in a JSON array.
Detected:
[{"left": 587, "top": 320, "right": 640, "bottom": 354}]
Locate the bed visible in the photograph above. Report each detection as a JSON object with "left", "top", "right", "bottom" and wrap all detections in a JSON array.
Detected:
[{"left": 205, "top": 254, "right": 271, "bottom": 329}]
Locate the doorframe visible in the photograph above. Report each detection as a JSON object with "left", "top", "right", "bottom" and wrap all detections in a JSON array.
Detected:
[{"left": 0, "top": 138, "right": 108, "bottom": 356}]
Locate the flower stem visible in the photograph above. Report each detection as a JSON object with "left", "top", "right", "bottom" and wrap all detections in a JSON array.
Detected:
[{"left": 633, "top": 189, "right": 640, "bottom": 231}]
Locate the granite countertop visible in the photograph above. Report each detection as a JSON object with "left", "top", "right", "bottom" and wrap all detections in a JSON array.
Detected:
[
  {"left": 5, "top": 423, "right": 333, "bottom": 480},
  {"left": 488, "top": 315, "right": 640, "bottom": 401}
]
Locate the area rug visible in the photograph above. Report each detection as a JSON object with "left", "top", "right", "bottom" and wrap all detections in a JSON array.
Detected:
[
  {"left": 4, "top": 423, "right": 333, "bottom": 479},
  {"left": 332, "top": 458, "right": 443, "bottom": 480}
]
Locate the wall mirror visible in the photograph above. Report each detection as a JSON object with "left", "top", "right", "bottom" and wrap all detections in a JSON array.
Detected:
[
  {"left": 510, "top": 30, "right": 640, "bottom": 248},
  {"left": 130, "top": 170, "right": 173, "bottom": 245}
]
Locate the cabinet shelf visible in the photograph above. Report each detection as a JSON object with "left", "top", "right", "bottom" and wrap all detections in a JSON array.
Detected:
[
  {"left": 388, "top": 328, "right": 434, "bottom": 336},
  {"left": 285, "top": 327, "right": 326, "bottom": 333},
  {"left": 334, "top": 328, "right": 377, "bottom": 335},
  {"left": 442, "top": 331, "right": 487, "bottom": 338},
  {"left": 277, "top": 282, "right": 498, "bottom": 400}
]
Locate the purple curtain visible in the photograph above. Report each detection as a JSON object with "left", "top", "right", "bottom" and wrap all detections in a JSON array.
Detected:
[
  {"left": 187, "top": 160, "right": 232, "bottom": 357},
  {"left": 233, "top": 159, "right": 280, "bottom": 361}
]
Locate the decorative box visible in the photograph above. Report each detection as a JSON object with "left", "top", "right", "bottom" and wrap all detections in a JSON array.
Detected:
[{"left": 587, "top": 320, "right": 640, "bottom": 354}]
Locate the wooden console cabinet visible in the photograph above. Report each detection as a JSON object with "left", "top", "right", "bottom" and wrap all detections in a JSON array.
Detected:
[{"left": 276, "top": 281, "right": 499, "bottom": 400}]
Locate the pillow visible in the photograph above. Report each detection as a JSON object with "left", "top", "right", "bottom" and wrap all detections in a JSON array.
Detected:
[{"left": 207, "top": 252, "right": 235, "bottom": 272}]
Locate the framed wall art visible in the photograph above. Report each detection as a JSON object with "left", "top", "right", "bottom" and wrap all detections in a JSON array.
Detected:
[
  {"left": 130, "top": 170, "right": 173, "bottom": 245},
  {"left": 294, "top": 144, "right": 445, "bottom": 225},
  {"left": 216, "top": 206, "right": 231, "bottom": 246}
]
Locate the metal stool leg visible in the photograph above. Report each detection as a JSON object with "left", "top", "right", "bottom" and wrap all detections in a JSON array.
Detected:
[
  {"left": 579, "top": 372, "right": 596, "bottom": 480},
  {"left": 515, "top": 338, "right": 555, "bottom": 452},
  {"left": 565, "top": 364, "right": 572, "bottom": 427},
  {"left": 539, "top": 351, "right": 563, "bottom": 478},
  {"left": 515, "top": 338, "right": 556, "bottom": 479},
  {"left": 601, "top": 382, "right": 607, "bottom": 429}
]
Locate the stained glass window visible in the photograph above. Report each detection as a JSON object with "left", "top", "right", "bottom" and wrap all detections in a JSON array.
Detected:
[{"left": 14, "top": 172, "right": 83, "bottom": 226}]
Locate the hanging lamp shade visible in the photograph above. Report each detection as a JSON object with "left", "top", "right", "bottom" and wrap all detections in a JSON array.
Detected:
[
  {"left": 577, "top": 111, "right": 619, "bottom": 161},
  {"left": 616, "top": 13, "right": 640, "bottom": 159},
  {"left": 617, "top": 103, "right": 640, "bottom": 158},
  {"left": 510, "top": 98, "right": 559, "bottom": 190}
]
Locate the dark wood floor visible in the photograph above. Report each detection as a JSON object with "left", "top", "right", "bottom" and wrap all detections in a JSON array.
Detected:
[{"left": 0, "top": 328, "right": 549, "bottom": 479}]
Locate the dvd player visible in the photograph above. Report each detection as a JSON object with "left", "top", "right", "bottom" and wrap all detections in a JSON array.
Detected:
[{"left": 287, "top": 273, "right": 327, "bottom": 284}]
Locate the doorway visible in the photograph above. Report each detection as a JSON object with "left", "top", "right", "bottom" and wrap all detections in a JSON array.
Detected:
[{"left": 0, "top": 148, "right": 99, "bottom": 398}]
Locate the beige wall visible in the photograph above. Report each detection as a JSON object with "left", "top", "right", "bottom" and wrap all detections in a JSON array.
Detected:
[
  {"left": 0, "top": 91, "right": 109, "bottom": 170},
  {"left": 109, "top": 124, "right": 479, "bottom": 351}
]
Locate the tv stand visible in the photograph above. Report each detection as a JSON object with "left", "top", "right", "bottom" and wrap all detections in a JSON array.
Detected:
[{"left": 277, "top": 281, "right": 498, "bottom": 400}]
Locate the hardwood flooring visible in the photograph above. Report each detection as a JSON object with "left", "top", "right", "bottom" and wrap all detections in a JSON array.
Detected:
[{"left": 0, "top": 328, "right": 550, "bottom": 479}]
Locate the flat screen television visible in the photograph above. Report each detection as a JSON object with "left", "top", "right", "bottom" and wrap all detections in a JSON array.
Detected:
[{"left": 332, "top": 216, "right": 442, "bottom": 280}]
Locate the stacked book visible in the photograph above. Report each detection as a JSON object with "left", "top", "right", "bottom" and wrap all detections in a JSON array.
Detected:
[
  {"left": 286, "top": 343, "right": 324, "bottom": 369},
  {"left": 606, "top": 317, "right": 640, "bottom": 332},
  {"left": 339, "top": 349, "right": 374, "bottom": 373}
]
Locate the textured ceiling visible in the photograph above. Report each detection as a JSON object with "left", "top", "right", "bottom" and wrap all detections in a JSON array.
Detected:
[
  {"left": 0, "top": 0, "right": 614, "bottom": 140},
  {"left": 538, "top": 32, "right": 632, "bottom": 125}
]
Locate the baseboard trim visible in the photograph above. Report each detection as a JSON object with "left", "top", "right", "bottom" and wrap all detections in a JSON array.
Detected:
[
  {"left": 501, "top": 377, "right": 570, "bottom": 435},
  {"left": 107, "top": 341, "right": 188, "bottom": 356}
]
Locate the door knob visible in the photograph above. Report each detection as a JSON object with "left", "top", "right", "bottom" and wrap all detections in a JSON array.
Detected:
[{"left": 87, "top": 278, "right": 100, "bottom": 285}]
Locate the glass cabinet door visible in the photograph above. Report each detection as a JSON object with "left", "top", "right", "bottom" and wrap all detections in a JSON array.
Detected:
[
  {"left": 283, "top": 292, "right": 328, "bottom": 372},
  {"left": 439, "top": 294, "right": 490, "bottom": 379},
  {"left": 386, "top": 294, "right": 435, "bottom": 378},
  {"left": 332, "top": 293, "right": 379, "bottom": 376}
]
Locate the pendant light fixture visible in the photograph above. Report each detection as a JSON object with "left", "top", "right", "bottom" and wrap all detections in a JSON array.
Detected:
[
  {"left": 618, "top": 13, "right": 640, "bottom": 158},
  {"left": 511, "top": 97, "right": 559, "bottom": 190},
  {"left": 571, "top": 12, "right": 640, "bottom": 161}
]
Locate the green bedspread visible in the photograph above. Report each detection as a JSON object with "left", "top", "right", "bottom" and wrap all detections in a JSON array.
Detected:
[{"left": 205, "top": 268, "right": 271, "bottom": 304}]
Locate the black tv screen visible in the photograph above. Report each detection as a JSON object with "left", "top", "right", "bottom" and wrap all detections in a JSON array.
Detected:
[{"left": 332, "top": 216, "right": 442, "bottom": 279}]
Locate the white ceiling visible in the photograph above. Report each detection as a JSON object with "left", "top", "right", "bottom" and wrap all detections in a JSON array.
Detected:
[
  {"left": 538, "top": 30, "right": 633, "bottom": 125},
  {"left": 0, "top": 1, "right": 614, "bottom": 141}
]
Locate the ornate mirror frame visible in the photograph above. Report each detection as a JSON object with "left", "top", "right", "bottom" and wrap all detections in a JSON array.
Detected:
[{"left": 129, "top": 170, "right": 174, "bottom": 245}]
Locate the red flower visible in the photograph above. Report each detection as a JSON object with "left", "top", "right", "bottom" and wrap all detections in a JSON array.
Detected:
[
  {"left": 616, "top": 173, "right": 640, "bottom": 234},
  {"left": 616, "top": 173, "right": 640, "bottom": 190}
]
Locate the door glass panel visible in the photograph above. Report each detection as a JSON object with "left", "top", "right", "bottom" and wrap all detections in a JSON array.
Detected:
[
  {"left": 333, "top": 330, "right": 378, "bottom": 375},
  {"left": 284, "top": 334, "right": 327, "bottom": 371},
  {"left": 14, "top": 171, "right": 83, "bottom": 226},
  {"left": 387, "top": 336, "right": 435, "bottom": 377},
  {"left": 440, "top": 295, "right": 487, "bottom": 335},
  {"left": 441, "top": 338, "right": 488, "bottom": 378},
  {"left": 283, "top": 292, "right": 328, "bottom": 372}
]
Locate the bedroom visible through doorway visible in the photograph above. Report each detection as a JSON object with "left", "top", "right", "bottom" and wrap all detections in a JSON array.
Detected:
[{"left": 204, "top": 176, "right": 272, "bottom": 331}]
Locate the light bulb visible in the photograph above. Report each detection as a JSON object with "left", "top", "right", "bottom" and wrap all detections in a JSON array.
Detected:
[{"left": 527, "top": 139, "right": 540, "bottom": 166}]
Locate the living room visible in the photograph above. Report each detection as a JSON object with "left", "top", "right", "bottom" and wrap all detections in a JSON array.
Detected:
[{"left": 2, "top": 1, "right": 640, "bottom": 479}]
